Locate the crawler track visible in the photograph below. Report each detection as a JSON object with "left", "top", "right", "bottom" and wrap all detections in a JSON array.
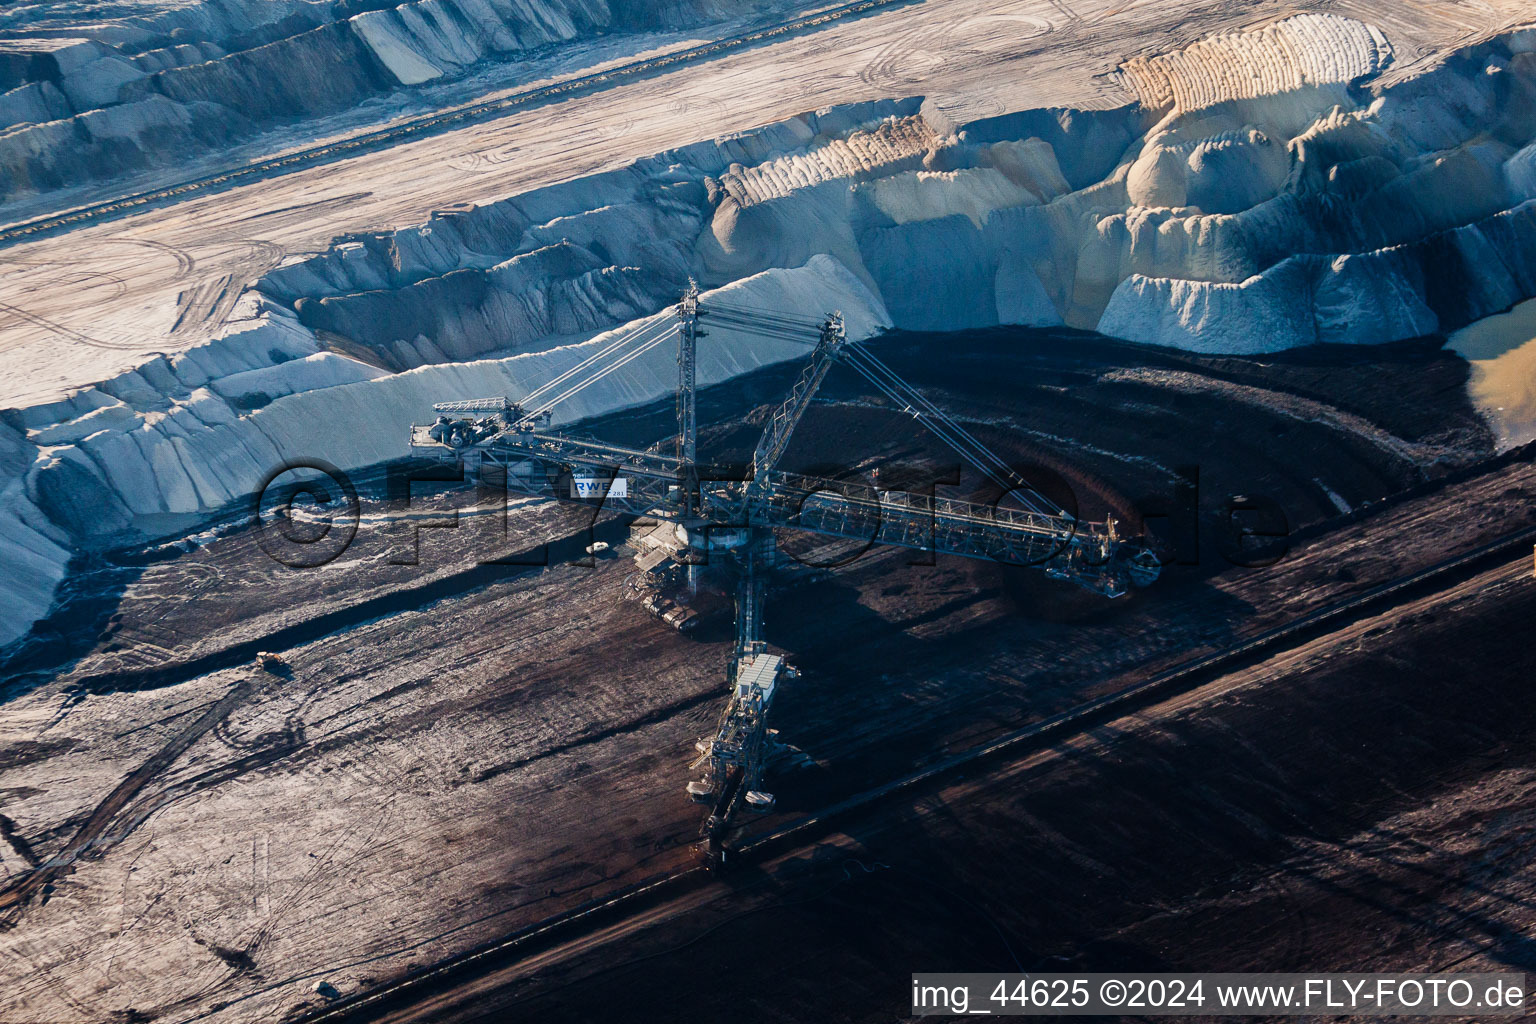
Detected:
[{"left": 291, "top": 519, "right": 1536, "bottom": 1024}]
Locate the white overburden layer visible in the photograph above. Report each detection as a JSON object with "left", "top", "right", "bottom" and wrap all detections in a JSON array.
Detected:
[
  {"left": 0, "top": 257, "right": 886, "bottom": 649},
  {"left": 0, "top": 480, "right": 71, "bottom": 655},
  {"left": 247, "top": 255, "right": 885, "bottom": 471},
  {"left": 0, "top": 0, "right": 639, "bottom": 200},
  {"left": 349, "top": 0, "right": 603, "bottom": 85}
]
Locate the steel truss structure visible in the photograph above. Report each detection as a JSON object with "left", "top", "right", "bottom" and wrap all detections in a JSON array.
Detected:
[{"left": 411, "top": 281, "right": 1158, "bottom": 860}]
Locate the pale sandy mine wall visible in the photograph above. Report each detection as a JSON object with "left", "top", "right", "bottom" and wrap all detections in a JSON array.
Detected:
[
  {"left": 0, "top": 0, "right": 769, "bottom": 199},
  {"left": 3, "top": 16, "right": 1536, "bottom": 653}
]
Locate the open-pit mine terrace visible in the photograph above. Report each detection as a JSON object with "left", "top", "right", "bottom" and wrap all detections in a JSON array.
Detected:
[
  {"left": 0, "top": 0, "right": 1534, "bottom": 647},
  {"left": 1, "top": 0, "right": 1534, "bottom": 652},
  {"left": 3, "top": 336, "right": 1536, "bottom": 1022},
  {"left": 2, "top": 0, "right": 1536, "bottom": 1021}
]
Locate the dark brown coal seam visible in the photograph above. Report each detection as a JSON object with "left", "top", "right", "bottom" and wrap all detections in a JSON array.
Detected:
[{"left": 65, "top": 518, "right": 633, "bottom": 696}]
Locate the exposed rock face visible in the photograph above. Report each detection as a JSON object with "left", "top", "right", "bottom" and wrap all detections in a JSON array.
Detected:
[
  {"left": 20, "top": 255, "right": 885, "bottom": 518},
  {"left": 0, "top": 252, "right": 887, "bottom": 648},
  {"left": 0, "top": 0, "right": 760, "bottom": 200},
  {"left": 2, "top": 14, "right": 1535, "bottom": 651}
]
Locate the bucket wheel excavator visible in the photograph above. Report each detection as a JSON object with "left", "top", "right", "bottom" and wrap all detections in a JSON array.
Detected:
[{"left": 411, "top": 282, "right": 1159, "bottom": 864}]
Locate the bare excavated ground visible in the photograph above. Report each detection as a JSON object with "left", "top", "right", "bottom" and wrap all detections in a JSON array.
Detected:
[
  {"left": 0, "top": 331, "right": 1528, "bottom": 1023},
  {"left": 469, "top": 560, "right": 1536, "bottom": 1024},
  {"left": 4, "top": 326, "right": 1491, "bottom": 690}
]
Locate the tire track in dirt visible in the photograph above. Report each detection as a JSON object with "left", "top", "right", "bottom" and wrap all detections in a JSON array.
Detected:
[
  {"left": 0, "top": 670, "right": 259, "bottom": 923},
  {"left": 290, "top": 526, "right": 1536, "bottom": 1024}
]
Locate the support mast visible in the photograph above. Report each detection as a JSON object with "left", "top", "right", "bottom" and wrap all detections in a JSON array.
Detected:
[
  {"left": 675, "top": 279, "right": 700, "bottom": 517},
  {"left": 410, "top": 282, "right": 1159, "bottom": 863}
]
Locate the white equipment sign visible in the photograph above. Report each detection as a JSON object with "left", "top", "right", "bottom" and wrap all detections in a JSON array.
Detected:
[{"left": 571, "top": 476, "right": 628, "bottom": 499}]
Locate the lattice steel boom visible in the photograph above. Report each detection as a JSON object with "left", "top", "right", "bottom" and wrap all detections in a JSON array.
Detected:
[{"left": 408, "top": 286, "right": 1159, "bottom": 862}]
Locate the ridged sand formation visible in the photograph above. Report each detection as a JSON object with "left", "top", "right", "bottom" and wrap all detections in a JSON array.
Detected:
[
  {"left": 714, "top": 116, "right": 941, "bottom": 206},
  {"left": 1119, "top": 13, "right": 1394, "bottom": 115}
]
